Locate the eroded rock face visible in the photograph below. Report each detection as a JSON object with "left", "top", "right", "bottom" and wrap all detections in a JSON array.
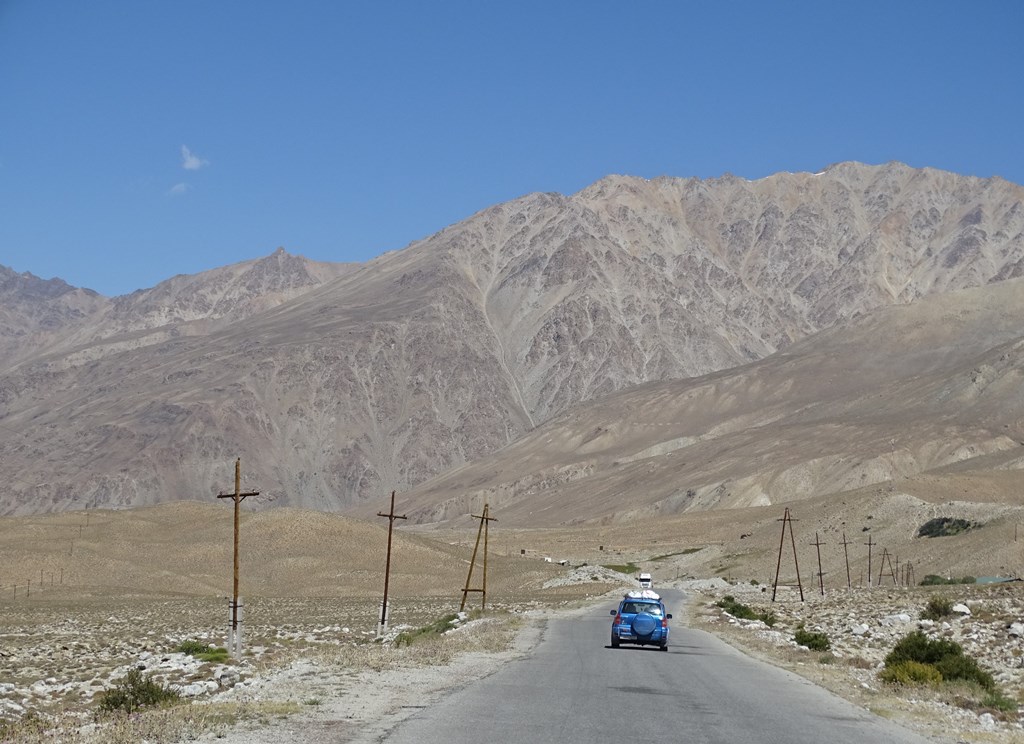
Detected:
[{"left": 2, "top": 163, "right": 1024, "bottom": 515}]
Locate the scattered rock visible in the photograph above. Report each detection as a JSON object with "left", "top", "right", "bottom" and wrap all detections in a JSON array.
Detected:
[{"left": 880, "top": 613, "right": 912, "bottom": 626}]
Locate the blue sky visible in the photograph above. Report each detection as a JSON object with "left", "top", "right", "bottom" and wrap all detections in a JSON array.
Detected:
[{"left": 1, "top": 1, "right": 1022, "bottom": 297}]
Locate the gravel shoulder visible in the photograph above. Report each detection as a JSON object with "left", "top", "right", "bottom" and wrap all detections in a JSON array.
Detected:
[{"left": 199, "top": 613, "right": 549, "bottom": 744}]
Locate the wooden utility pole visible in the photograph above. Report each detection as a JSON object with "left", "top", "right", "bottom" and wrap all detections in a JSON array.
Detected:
[
  {"left": 460, "top": 504, "right": 497, "bottom": 612},
  {"left": 217, "top": 458, "right": 259, "bottom": 654},
  {"left": 377, "top": 491, "right": 407, "bottom": 636},
  {"left": 840, "top": 532, "right": 852, "bottom": 588},
  {"left": 771, "top": 508, "right": 804, "bottom": 602},
  {"left": 811, "top": 532, "right": 826, "bottom": 596},
  {"left": 865, "top": 534, "right": 874, "bottom": 586},
  {"left": 877, "top": 547, "right": 897, "bottom": 586}
]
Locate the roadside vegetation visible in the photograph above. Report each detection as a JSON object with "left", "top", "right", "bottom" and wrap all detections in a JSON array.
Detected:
[
  {"left": 175, "top": 640, "right": 230, "bottom": 663},
  {"left": 601, "top": 562, "right": 641, "bottom": 575},
  {"left": 98, "top": 669, "right": 181, "bottom": 714},
  {"left": 793, "top": 626, "right": 831, "bottom": 652},
  {"left": 916, "top": 518, "right": 981, "bottom": 538},
  {"left": 919, "top": 574, "right": 976, "bottom": 586},
  {"left": 715, "top": 595, "right": 776, "bottom": 627},
  {"left": 880, "top": 630, "right": 1017, "bottom": 714},
  {"left": 394, "top": 613, "right": 462, "bottom": 647},
  {"left": 919, "top": 595, "right": 955, "bottom": 621}
]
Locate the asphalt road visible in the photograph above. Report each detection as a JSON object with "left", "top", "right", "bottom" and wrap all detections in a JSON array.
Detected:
[{"left": 385, "top": 588, "right": 937, "bottom": 744}]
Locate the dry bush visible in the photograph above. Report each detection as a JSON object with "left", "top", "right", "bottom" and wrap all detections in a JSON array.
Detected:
[
  {"left": 844, "top": 655, "right": 876, "bottom": 670},
  {"left": 0, "top": 702, "right": 299, "bottom": 744}
]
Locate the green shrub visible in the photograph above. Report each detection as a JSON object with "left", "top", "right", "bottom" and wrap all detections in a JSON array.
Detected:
[
  {"left": 715, "top": 596, "right": 775, "bottom": 626},
  {"left": 934, "top": 654, "right": 996, "bottom": 691},
  {"left": 920, "top": 595, "right": 954, "bottom": 621},
  {"left": 879, "top": 660, "right": 943, "bottom": 687},
  {"left": 175, "top": 639, "right": 209, "bottom": 655},
  {"left": 916, "top": 517, "right": 979, "bottom": 538},
  {"left": 793, "top": 628, "right": 831, "bottom": 651},
  {"left": 602, "top": 563, "right": 640, "bottom": 575},
  {"left": 883, "top": 631, "right": 997, "bottom": 693},
  {"left": 394, "top": 613, "right": 460, "bottom": 647},
  {"left": 981, "top": 689, "right": 1019, "bottom": 713},
  {"left": 98, "top": 669, "right": 181, "bottom": 714},
  {"left": 197, "top": 647, "right": 229, "bottom": 663},
  {"left": 885, "top": 631, "right": 963, "bottom": 666},
  {"left": 717, "top": 596, "right": 757, "bottom": 620},
  {"left": 175, "top": 640, "right": 229, "bottom": 663},
  {"left": 919, "top": 574, "right": 976, "bottom": 586}
]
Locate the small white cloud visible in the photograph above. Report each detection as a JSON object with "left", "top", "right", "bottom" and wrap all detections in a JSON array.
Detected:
[
  {"left": 181, "top": 145, "right": 209, "bottom": 171},
  {"left": 167, "top": 182, "right": 190, "bottom": 196}
]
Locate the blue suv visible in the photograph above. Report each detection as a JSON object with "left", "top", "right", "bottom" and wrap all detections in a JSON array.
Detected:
[{"left": 610, "top": 594, "right": 671, "bottom": 650}]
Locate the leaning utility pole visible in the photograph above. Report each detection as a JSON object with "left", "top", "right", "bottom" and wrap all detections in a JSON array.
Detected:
[
  {"left": 840, "top": 532, "right": 852, "bottom": 589},
  {"left": 460, "top": 503, "right": 496, "bottom": 612},
  {"left": 811, "top": 532, "right": 826, "bottom": 597},
  {"left": 376, "top": 490, "right": 407, "bottom": 637},
  {"left": 877, "top": 547, "right": 897, "bottom": 586},
  {"left": 217, "top": 458, "right": 259, "bottom": 656}
]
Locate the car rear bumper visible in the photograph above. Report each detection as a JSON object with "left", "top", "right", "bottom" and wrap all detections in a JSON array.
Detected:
[{"left": 612, "top": 627, "right": 668, "bottom": 644}]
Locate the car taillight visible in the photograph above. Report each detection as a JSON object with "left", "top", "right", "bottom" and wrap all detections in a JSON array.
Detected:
[
  {"left": 661, "top": 618, "right": 668, "bottom": 628},
  {"left": 614, "top": 614, "right": 622, "bottom": 624}
]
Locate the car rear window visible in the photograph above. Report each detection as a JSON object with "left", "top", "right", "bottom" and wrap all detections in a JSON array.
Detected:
[{"left": 622, "top": 602, "right": 663, "bottom": 615}]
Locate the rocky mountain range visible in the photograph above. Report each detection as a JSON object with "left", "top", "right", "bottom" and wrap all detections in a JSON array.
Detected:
[
  {"left": 391, "top": 278, "right": 1024, "bottom": 527},
  {"left": 1, "top": 161, "right": 1023, "bottom": 519}
]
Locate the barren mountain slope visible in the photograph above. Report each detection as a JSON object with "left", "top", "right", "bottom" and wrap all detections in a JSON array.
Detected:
[
  {"left": 390, "top": 279, "right": 1024, "bottom": 528},
  {"left": 0, "top": 267, "right": 107, "bottom": 367},
  {"left": 0, "top": 248, "right": 354, "bottom": 370},
  {"left": 2, "top": 163, "right": 1023, "bottom": 515}
]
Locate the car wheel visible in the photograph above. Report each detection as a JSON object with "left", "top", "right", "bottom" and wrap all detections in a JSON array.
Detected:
[
  {"left": 660, "top": 643, "right": 668, "bottom": 652},
  {"left": 611, "top": 635, "right": 620, "bottom": 648}
]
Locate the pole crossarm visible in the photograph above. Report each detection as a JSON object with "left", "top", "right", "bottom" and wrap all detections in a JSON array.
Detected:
[{"left": 217, "top": 492, "right": 260, "bottom": 501}]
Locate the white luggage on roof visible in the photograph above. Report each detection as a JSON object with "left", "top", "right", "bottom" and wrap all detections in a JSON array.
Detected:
[{"left": 622, "top": 589, "right": 663, "bottom": 601}]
